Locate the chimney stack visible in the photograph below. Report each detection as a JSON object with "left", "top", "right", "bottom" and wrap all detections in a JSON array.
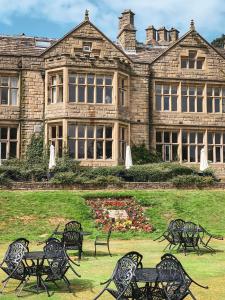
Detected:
[
  {"left": 157, "top": 27, "right": 168, "bottom": 42},
  {"left": 117, "top": 9, "right": 136, "bottom": 53},
  {"left": 169, "top": 28, "right": 179, "bottom": 42},
  {"left": 146, "top": 25, "right": 157, "bottom": 44}
]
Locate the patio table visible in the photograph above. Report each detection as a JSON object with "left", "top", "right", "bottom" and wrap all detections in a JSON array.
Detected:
[
  {"left": 133, "top": 268, "right": 182, "bottom": 299},
  {"left": 23, "top": 251, "right": 49, "bottom": 295}
]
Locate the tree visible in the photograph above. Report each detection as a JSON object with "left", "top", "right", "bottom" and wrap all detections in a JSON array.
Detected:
[{"left": 211, "top": 34, "right": 225, "bottom": 48}]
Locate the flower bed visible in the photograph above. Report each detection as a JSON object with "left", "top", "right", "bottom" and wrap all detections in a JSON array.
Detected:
[{"left": 86, "top": 197, "right": 153, "bottom": 233}]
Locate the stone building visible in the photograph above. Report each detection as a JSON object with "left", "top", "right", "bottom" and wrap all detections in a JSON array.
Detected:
[{"left": 1, "top": 9, "right": 225, "bottom": 169}]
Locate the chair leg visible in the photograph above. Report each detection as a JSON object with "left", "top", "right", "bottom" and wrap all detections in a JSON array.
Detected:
[
  {"left": 40, "top": 277, "right": 50, "bottom": 297},
  {"left": 0, "top": 278, "right": 9, "bottom": 293},
  {"left": 17, "top": 277, "right": 29, "bottom": 297},
  {"left": 63, "top": 276, "right": 72, "bottom": 293},
  {"left": 107, "top": 243, "right": 112, "bottom": 257},
  {"left": 94, "top": 243, "right": 97, "bottom": 257}
]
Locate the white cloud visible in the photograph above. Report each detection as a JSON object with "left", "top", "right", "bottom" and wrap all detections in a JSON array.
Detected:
[{"left": 0, "top": 0, "right": 224, "bottom": 41}]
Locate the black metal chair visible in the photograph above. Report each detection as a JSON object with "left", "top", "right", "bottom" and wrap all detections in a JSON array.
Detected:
[
  {"left": 122, "top": 251, "right": 143, "bottom": 269},
  {"left": 94, "top": 227, "right": 112, "bottom": 257},
  {"left": 62, "top": 230, "right": 83, "bottom": 260},
  {"left": 13, "top": 238, "right": 30, "bottom": 251},
  {"left": 0, "top": 241, "right": 31, "bottom": 295},
  {"left": 155, "top": 254, "right": 196, "bottom": 300},
  {"left": 180, "top": 222, "right": 201, "bottom": 255},
  {"left": 154, "top": 219, "right": 185, "bottom": 251},
  {"left": 43, "top": 239, "right": 74, "bottom": 294},
  {"left": 93, "top": 256, "right": 138, "bottom": 300},
  {"left": 65, "top": 221, "right": 83, "bottom": 232}
]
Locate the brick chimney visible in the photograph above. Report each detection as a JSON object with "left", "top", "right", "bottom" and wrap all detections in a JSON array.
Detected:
[
  {"left": 117, "top": 10, "right": 136, "bottom": 53},
  {"left": 146, "top": 25, "right": 157, "bottom": 44},
  {"left": 157, "top": 27, "right": 168, "bottom": 42},
  {"left": 169, "top": 28, "right": 179, "bottom": 42}
]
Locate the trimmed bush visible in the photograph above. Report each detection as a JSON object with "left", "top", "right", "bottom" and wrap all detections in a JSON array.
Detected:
[
  {"left": 0, "top": 173, "right": 12, "bottom": 187},
  {"left": 53, "top": 156, "right": 80, "bottom": 173},
  {"left": 81, "top": 166, "right": 125, "bottom": 179},
  {"left": 50, "top": 172, "right": 76, "bottom": 185},
  {"left": 171, "top": 175, "right": 214, "bottom": 187},
  {"left": 131, "top": 144, "right": 162, "bottom": 164},
  {"left": 88, "top": 175, "right": 122, "bottom": 186}
]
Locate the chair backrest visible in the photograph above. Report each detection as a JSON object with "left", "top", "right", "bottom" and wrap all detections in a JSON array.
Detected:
[
  {"left": 13, "top": 238, "right": 29, "bottom": 251},
  {"left": 4, "top": 241, "right": 27, "bottom": 279},
  {"left": 167, "top": 219, "right": 185, "bottom": 243},
  {"left": 62, "top": 230, "right": 82, "bottom": 247},
  {"left": 156, "top": 255, "right": 189, "bottom": 300},
  {"left": 182, "top": 222, "right": 200, "bottom": 242},
  {"left": 44, "top": 239, "right": 68, "bottom": 279},
  {"left": 123, "top": 251, "right": 143, "bottom": 269},
  {"left": 112, "top": 257, "right": 137, "bottom": 298},
  {"left": 65, "top": 221, "right": 82, "bottom": 232}
]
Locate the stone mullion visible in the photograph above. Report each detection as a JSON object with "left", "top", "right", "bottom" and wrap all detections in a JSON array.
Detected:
[
  {"left": 114, "top": 121, "right": 119, "bottom": 164},
  {"left": 178, "top": 128, "right": 182, "bottom": 163}
]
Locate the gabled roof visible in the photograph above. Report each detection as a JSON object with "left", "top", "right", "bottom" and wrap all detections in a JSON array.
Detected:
[
  {"left": 148, "top": 29, "right": 225, "bottom": 65},
  {"left": 41, "top": 19, "right": 132, "bottom": 62}
]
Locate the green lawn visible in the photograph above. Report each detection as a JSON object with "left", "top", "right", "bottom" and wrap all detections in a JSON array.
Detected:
[{"left": 0, "top": 190, "right": 225, "bottom": 299}]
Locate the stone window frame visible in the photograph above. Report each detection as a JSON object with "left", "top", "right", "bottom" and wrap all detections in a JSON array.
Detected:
[
  {"left": 207, "top": 86, "right": 225, "bottom": 114},
  {"left": 180, "top": 50, "right": 205, "bottom": 70},
  {"left": 181, "top": 130, "right": 204, "bottom": 163},
  {"left": 119, "top": 126, "right": 128, "bottom": 160},
  {"left": 155, "top": 130, "right": 179, "bottom": 162},
  {"left": 181, "top": 84, "right": 204, "bottom": 113},
  {"left": 207, "top": 131, "right": 225, "bottom": 163},
  {"left": 68, "top": 73, "right": 114, "bottom": 105},
  {"left": 155, "top": 82, "right": 179, "bottom": 112},
  {"left": 0, "top": 75, "right": 19, "bottom": 106},
  {"left": 48, "top": 123, "right": 63, "bottom": 157},
  {"left": 48, "top": 73, "right": 63, "bottom": 104},
  {"left": 0, "top": 125, "right": 19, "bottom": 160},
  {"left": 118, "top": 75, "right": 128, "bottom": 107},
  {"left": 67, "top": 122, "right": 114, "bottom": 161}
]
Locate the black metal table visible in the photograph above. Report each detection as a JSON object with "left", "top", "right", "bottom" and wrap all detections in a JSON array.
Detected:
[
  {"left": 134, "top": 268, "right": 182, "bottom": 299},
  {"left": 23, "top": 251, "right": 49, "bottom": 295}
]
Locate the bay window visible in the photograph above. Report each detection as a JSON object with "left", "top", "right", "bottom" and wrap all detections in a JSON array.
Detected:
[
  {"left": 48, "top": 74, "right": 63, "bottom": 104},
  {"left": 68, "top": 74, "right": 113, "bottom": 104},
  {"left": 68, "top": 124, "right": 113, "bottom": 160}
]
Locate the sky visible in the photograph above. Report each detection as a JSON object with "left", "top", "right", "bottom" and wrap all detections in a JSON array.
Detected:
[{"left": 0, "top": 0, "right": 224, "bottom": 43}]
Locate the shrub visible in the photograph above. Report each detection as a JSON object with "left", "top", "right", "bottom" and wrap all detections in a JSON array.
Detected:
[
  {"left": 26, "top": 132, "right": 45, "bottom": 165},
  {"left": 50, "top": 172, "right": 76, "bottom": 185},
  {"left": 25, "top": 167, "right": 48, "bottom": 182},
  {"left": 53, "top": 155, "right": 80, "bottom": 173},
  {"left": 0, "top": 165, "right": 27, "bottom": 181},
  {"left": 0, "top": 173, "right": 12, "bottom": 187},
  {"left": 131, "top": 144, "right": 162, "bottom": 164},
  {"left": 88, "top": 175, "right": 122, "bottom": 186},
  {"left": 81, "top": 166, "right": 125, "bottom": 179},
  {"left": 171, "top": 175, "right": 214, "bottom": 187}
]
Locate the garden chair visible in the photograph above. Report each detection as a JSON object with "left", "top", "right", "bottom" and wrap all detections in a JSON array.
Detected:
[
  {"left": 65, "top": 221, "right": 83, "bottom": 232},
  {"left": 154, "top": 219, "right": 185, "bottom": 251},
  {"left": 94, "top": 227, "right": 112, "bottom": 257},
  {"left": 93, "top": 256, "right": 143, "bottom": 300},
  {"left": 62, "top": 230, "right": 83, "bottom": 260},
  {"left": 155, "top": 254, "right": 196, "bottom": 299},
  {"left": 0, "top": 241, "right": 32, "bottom": 295},
  {"left": 180, "top": 222, "right": 201, "bottom": 255},
  {"left": 13, "top": 238, "right": 30, "bottom": 251},
  {"left": 43, "top": 239, "right": 79, "bottom": 294},
  {"left": 122, "top": 251, "right": 143, "bottom": 269},
  {"left": 161, "top": 253, "right": 208, "bottom": 290}
]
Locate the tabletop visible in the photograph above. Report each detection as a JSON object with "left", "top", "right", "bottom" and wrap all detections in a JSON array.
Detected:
[
  {"left": 24, "top": 251, "right": 45, "bottom": 260},
  {"left": 54, "top": 231, "right": 91, "bottom": 236},
  {"left": 134, "top": 268, "right": 182, "bottom": 283}
]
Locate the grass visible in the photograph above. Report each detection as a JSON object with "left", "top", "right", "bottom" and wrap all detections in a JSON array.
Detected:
[
  {"left": 0, "top": 239, "right": 225, "bottom": 299},
  {"left": 0, "top": 190, "right": 225, "bottom": 299}
]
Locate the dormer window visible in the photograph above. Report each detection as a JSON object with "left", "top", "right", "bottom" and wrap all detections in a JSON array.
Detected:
[
  {"left": 181, "top": 50, "right": 205, "bottom": 69},
  {"left": 83, "top": 42, "right": 92, "bottom": 52}
]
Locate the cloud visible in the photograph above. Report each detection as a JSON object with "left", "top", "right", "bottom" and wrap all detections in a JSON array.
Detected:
[{"left": 0, "top": 0, "right": 224, "bottom": 41}]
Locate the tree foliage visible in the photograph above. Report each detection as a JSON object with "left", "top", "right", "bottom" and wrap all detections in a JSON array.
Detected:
[{"left": 211, "top": 34, "right": 225, "bottom": 48}]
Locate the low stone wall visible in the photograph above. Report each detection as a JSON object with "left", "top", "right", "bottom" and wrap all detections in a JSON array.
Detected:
[{"left": 1, "top": 181, "right": 225, "bottom": 190}]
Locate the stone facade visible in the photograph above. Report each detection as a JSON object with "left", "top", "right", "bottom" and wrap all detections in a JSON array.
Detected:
[{"left": 1, "top": 10, "right": 225, "bottom": 168}]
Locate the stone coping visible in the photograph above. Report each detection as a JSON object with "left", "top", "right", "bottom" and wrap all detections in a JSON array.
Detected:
[{"left": 0, "top": 181, "right": 225, "bottom": 190}]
